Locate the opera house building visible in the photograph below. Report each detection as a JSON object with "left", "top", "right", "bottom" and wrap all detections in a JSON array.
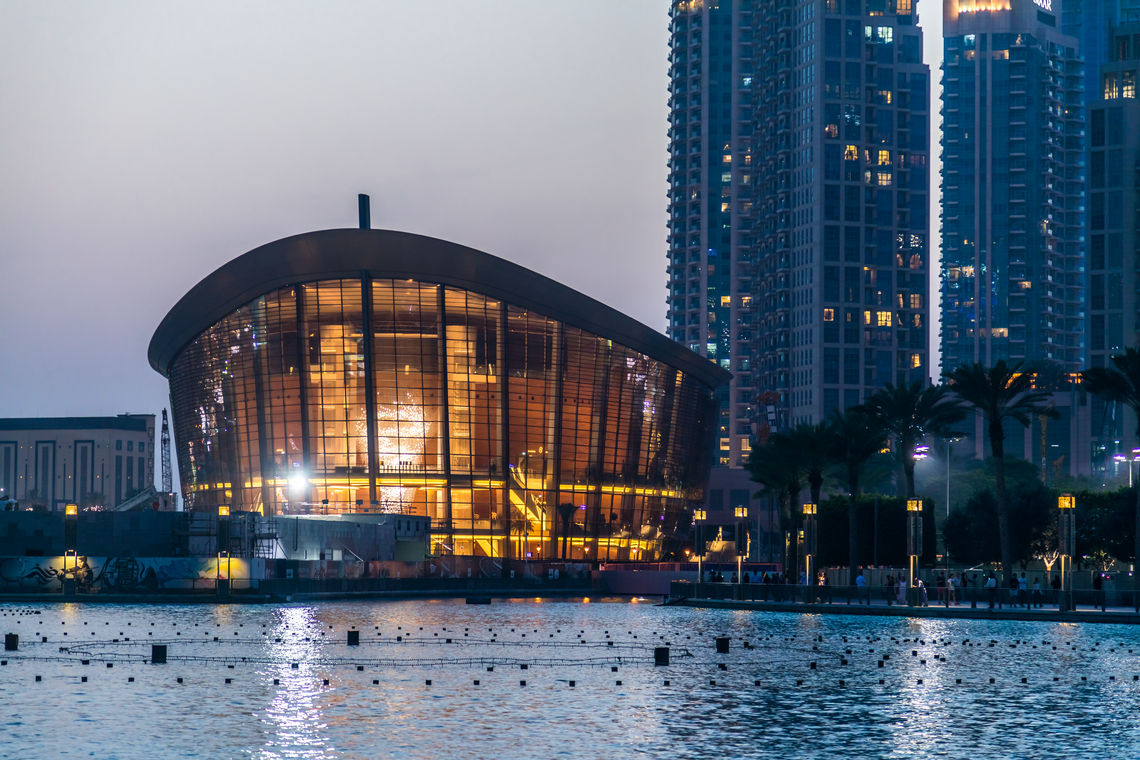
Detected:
[{"left": 149, "top": 229, "right": 728, "bottom": 561}]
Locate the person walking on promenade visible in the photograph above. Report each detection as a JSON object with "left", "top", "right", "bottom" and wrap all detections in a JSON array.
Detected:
[
  {"left": 935, "top": 573, "right": 947, "bottom": 604},
  {"left": 855, "top": 569, "right": 867, "bottom": 604},
  {"left": 1051, "top": 574, "right": 1062, "bottom": 605},
  {"left": 1093, "top": 572, "right": 1106, "bottom": 612},
  {"left": 985, "top": 573, "right": 997, "bottom": 609},
  {"left": 1008, "top": 574, "right": 1019, "bottom": 607},
  {"left": 897, "top": 576, "right": 908, "bottom": 605},
  {"left": 1020, "top": 572, "right": 1030, "bottom": 608},
  {"left": 885, "top": 573, "right": 895, "bottom": 606},
  {"left": 947, "top": 572, "right": 958, "bottom": 605},
  {"left": 1031, "top": 577, "right": 1043, "bottom": 607}
]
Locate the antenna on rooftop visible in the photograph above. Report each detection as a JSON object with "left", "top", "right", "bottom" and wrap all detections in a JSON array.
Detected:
[{"left": 358, "top": 194, "right": 370, "bottom": 229}]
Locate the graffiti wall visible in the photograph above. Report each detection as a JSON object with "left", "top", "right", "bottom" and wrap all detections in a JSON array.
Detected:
[{"left": 0, "top": 556, "right": 253, "bottom": 592}]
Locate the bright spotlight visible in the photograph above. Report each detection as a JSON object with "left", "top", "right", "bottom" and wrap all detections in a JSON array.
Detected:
[{"left": 288, "top": 472, "right": 307, "bottom": 494}]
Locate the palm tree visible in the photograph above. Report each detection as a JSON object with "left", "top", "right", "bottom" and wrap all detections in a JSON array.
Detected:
[
  {"left": 828, "top": 408, "right": 887, "bottom": 585},
  {"left": 862, "top": 379, "right": 966, "bottom": 498},
  {"left": 945, "top": 361, "right": 1057, "bottom": 582},
  {"left": 781, "top": 422, "right": 833, "bottom": 506},
  {"left": 1082, "top": 347, "right": 1140, "bottom": 610},
  {"left": 747, "top": 435, "right": 805, "bottom": 578}
]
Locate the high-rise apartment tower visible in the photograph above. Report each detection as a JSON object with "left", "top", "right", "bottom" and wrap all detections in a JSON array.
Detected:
[
  {"left": 667, "top": 0, "right": 931, "bottom": 470},
  {"left": 940, "top": 0, "right": 1086, "bottom": 374}
]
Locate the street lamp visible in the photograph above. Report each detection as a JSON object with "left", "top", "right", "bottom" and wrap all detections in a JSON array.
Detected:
[
  {"left": 802, "top": 503, "right": 817, "bottom": 601},
  {"left": 693, "top": 508, "right": 707, "bottom": 595},
  {"left": 734, "top": 506, "right": 749, "bottom": 592},
  {"left": 217, "top": 505, "right": 231, "bottom": 598},
  {"left": 1058, "top": 494, "right": 1075, "bottom": 612},
  {"left": 906, "top": 498, "right": 923, "bottom": 605},
  {"left": 63, "top": 503, "right": 78, "bottom": 596}
]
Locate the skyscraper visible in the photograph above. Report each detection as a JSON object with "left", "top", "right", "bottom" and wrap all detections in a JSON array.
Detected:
[
  {"left": 667, "top": 0, "right": 931, "bottom": 473},
  {"left": 940, "top": 0, "right": 1086, "bottom": 374},
  {"left": 1087, "top": 20, "right": 1140, "bottom": 457}
]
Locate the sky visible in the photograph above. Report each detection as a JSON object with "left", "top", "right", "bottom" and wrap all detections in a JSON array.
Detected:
[{"left": 0, "top": 0, "right": 943, "bottom": 480}]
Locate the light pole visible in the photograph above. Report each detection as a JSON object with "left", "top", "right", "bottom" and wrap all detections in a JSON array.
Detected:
[
  {"left": 693, "top": 508, "right": 707, "bottom": 596},
  {"left": 63, "top": 503, "right": 78, "bottom": 596},
  {"left": 1058, "top": 494, "right": 1075, "bottom": 612},
  {"left": 217, "top": 505, "right": 231, "bottom": 598},
  {"left": 906, "top": 498, "right": 923, "bottom": 605},
  {"left": 734, "top": 506, "right": 748, "bottom": 593},
  {"left": 802, "top": 503, "right": 817, "bottom": 602}
]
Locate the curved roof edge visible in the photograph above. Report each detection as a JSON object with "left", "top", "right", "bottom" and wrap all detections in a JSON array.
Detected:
[{"left": 148, "top": 229, "right": 731, "bottom": 388}]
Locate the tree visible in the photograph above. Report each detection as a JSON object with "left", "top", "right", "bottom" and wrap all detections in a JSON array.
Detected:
[
  {"left": 943, "top": 473, "right": 1053, "bottom": 567},
  {"left": 861, "top": 379, "right": 965, "bottom": 498},
  {"left": 782, "top": 422, "right": 834, "bottom": 506},
  {"left": 1082, "top": 348, "right": 1140, "bottom": 608},
  {"left": 945, "top": 361, "right": 1057, "bottom": 582},
  {"left": 828, "top": 408, "right": 887, "bottom": 584},
  {"left": 747, "top": 436, "right": 805, "bottom": 578}
]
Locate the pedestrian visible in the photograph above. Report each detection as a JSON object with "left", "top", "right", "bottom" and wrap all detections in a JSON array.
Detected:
[
  {"left": 935, "top": 572, "right": 947, "bottom": 604},
  {"left": 1032, "top": 577, "right": 1043, "bottom": 608},
  {"left": 948, "top": 572, "right": 958, "bottom": 605},
  {"left": 885, "top": 573, "right": 895, "bottom": 606},
  {"left": 855, "top": 568, "right": 867, "bottom": 604},
  {"left": 897, "top": 577, "right": 907, "bottom": 605},
  {"left": 1021, "top": 572, "right": 1029, "bottom": 608},
  {"left": 917, "top": 579, "right": 929, "bottom": 606},
  {"left": 985, "top": 573, "right": 997, "bottom": 609},
  {"left": 1008, "top": 573, "right": 1019, "bottom": 607}
]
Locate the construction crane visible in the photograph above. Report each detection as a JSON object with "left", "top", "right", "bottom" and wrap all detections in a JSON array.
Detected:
[{"left": 161, "top": 409, "right": 173, "bottom": 498}]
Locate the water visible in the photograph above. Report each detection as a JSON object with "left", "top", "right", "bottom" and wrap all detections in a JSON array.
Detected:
[{"left": 2, "top": 599, "right": 1138, "bottom": 759}]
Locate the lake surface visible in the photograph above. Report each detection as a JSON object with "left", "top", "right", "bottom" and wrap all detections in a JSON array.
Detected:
[{"left": 1, "top": 598, "right": 1138, "bottom": 759}]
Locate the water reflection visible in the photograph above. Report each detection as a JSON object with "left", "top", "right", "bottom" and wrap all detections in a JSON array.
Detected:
[
  {"left": 262, "top": 606, "right": 333, "bottom": 760},
  {"left": 4, "top": 601, "right": 1140, "bottom": 758}
]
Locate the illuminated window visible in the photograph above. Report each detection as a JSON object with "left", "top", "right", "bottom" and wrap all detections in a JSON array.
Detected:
[
  {"left": 722, "top": 154, "right": 732, "bottom": 164},
  {"left": 825, "top": 123, "right": 839, "bottom": 138},
  {"left": 876, "top": 311, "right": 892, "bottom": 327},
  {"left": 877, "top": 171, "right": 892, "bottom": 186},
  {"left": 911, "top": 354, "right": 921, "bottom": 368},
  {"left": 823, "top": 308, "right": 835, "bottom": 322},
  {"left": 720, "top": 295, "right": 732, "bottom": 307},
  {"left": 741, "top": 296, "right": 752, "bottom": 308},
  {"left": 909, "top": 293, "right": 922, "bottom": 308},
  {"left": 844, "top": 145, "right": 859, "bottom": 161},
  {"left": 864, "top": 310, "right": 873, "bottom": 325},
  {"left": 1125, "top": 71, "right": 1136, "bottom": 99},
  {"left": 721, "top": 202, "right": 730, "bottom": 213},
  {"left": 1105, "top": 73, "right": 1120, "bottom": 99}
]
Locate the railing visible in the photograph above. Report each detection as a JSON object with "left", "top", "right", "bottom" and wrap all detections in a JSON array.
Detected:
[{"left": 669, "top": 581, "right": 1138, "bottom": 613}]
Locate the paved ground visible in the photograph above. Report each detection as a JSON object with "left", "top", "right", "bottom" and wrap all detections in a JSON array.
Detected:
[{"left": 680, "top": 595, "right": 1140, "bottom": 624}]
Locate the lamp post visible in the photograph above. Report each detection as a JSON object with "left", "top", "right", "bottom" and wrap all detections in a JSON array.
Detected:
[
  {"left": 217, "top": 505, "right": 231, "bottom": 598},
  {"left": 802, "top": 503, "right": 817, "bottom": 602},
  {"left": 906, "top": 498, "right": 923, "bottom": 605},
  {"left": 63, "top": 503, "right": 78, "bottom": 596},
  {"left": 693, "top": 508, "right": 707, "bottom": 596},
  {"left": 1058, "top": 494, "right": 1075, "bottom": 612},
  {"left": 734, "top": 506, "right": 748, "bottom": 594}
]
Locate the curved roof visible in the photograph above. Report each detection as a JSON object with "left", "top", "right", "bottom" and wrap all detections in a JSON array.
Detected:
[{"left": 148, "top": 228, "right": 730, "bottom": 387}]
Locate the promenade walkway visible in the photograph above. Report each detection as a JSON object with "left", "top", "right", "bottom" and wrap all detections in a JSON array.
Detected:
[{"left": 673, "top": 582, "right": 1140, "bottom": 624}]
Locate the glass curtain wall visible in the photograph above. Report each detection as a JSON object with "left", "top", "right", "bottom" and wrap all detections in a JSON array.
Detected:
[{"left": 169, "top": 278, "right": 717, "bottom": 560}]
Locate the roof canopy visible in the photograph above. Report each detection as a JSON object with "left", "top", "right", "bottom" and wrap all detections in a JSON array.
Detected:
[{"left": 148, "top": 228, "right": 729, "bottom": 388}]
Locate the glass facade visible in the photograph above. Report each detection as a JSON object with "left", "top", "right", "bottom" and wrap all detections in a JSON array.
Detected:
[{"left": 167, "top": 278, "right": 719, "bottom": 562}]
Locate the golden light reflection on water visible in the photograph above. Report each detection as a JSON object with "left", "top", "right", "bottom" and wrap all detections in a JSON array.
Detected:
[{"left": 261, "top": 606, "right": 334, "bottom": 760}]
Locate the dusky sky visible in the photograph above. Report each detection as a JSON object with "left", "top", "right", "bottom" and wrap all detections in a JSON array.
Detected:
[{"left": 0, "top": 0, "right": 942, "bottom": 485}]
